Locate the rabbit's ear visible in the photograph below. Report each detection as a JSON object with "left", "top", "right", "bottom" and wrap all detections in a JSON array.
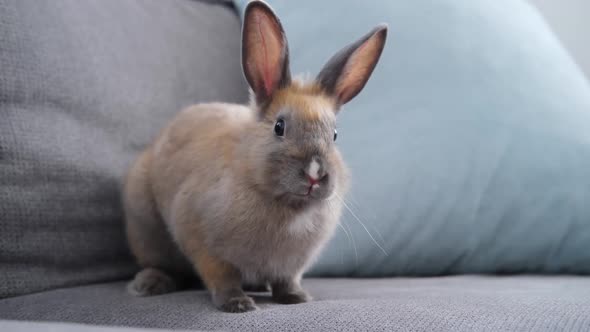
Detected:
[
  {"left": 242, "top": 0, "right": 291, "bottom": 106},
  {"left": 316, "top": 24, "right": 387, "bottom": 108}
]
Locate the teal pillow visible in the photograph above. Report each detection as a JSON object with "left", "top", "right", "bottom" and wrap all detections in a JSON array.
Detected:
[{"left": 234, "top": 0, "right": 590, "bottom": 276}]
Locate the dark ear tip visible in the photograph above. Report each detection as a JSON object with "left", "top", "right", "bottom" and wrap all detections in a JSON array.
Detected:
[
  {"left": 244, "top": 0, "right": 274, "bottom": 16},
  {"left": 376, "top": 23, "right": 389, "bottom": 30},
  {"left": 373, "top": 23, "right": 388, "bottom": 39},
  {"left": 244, "top": 0, "right": 283, "bottom": 31}
]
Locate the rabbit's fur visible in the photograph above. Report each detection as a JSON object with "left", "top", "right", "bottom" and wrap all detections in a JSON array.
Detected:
[{"left": 124, "top": 0, "right": 387, "bottom": 313}]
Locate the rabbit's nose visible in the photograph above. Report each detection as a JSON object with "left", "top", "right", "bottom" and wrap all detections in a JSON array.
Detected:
[
  {"left": 305, "top": 158, "right": 327, "bottom": 186},
  {"left": 307, "top": 175, "right": 320, "bottom": 186}
]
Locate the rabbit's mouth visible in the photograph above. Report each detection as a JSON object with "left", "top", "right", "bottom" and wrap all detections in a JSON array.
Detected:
[
  {"left": 280, "top": 193, "right": 316, "bottom": 210},
  {"left": 286, "top": 186, "right": 327, "bottom": 203},
  {"left": 291, "top": 183, "right": 322, "bottom": 197},
  {"left": 278, "top": 186, "right": 334, "bottom": 210},
  {"left": 273, "top": 177, "right": 333, "bottom": 209},
  {"left": 291, "top": 192, "right": 312, "bottom": 199}
]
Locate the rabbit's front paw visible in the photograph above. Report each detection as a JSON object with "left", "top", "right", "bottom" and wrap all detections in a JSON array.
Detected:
[
  {"left": 272, "top": 279, "right": 312, "bottom": 304},
  {"left": 127, "top": 268, "right": 177, "bottom": 296},
  {"left": 219, "top": 295, "right": 258, "bottom": 313}
]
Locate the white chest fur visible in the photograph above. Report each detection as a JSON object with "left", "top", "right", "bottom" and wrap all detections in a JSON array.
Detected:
[{"left": 287, "top": 207, "right": 320, "bottom": 236}]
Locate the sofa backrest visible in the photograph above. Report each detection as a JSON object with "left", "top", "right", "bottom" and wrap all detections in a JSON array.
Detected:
[{"left": 0, "top": 0, "right": 247, "bottom": 298}]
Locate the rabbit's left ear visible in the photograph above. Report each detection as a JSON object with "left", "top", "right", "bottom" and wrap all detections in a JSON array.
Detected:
[
  {"left": 242, "top": 0, "right": 291, "bottom": 106},
  {"left": 316, "top": 24, "right": 387, "bottom": 108}
]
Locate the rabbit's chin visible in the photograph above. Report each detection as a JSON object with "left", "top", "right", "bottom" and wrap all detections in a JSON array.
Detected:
[{"left": 275, "top": 190, "right": 328, "bottom": 211}]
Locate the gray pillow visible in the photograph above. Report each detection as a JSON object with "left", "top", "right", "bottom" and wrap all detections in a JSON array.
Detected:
[
  {"left": 0, "top": 0, "right": 247, "bottom": 298},
  {"left": 233, "top": 0, "right": 590, "bottom": 276}
]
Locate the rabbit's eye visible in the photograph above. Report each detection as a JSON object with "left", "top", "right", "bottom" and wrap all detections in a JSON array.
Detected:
[
  {"left": 333, "top": 129, "right": 338, "bottom": 141},
  {"left": 274, "top": 119, "right": 285, "bottom": 137}
]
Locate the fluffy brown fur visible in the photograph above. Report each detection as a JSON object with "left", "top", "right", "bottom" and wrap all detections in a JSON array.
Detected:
[{"left": 123, "top": 0, "right": 387, "bottom": 313}]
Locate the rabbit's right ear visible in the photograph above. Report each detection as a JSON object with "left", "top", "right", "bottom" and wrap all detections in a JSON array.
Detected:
[
  {"left": 242, "top": 0, "right": 291, "bottom": 106},
  {"left": 316, "top": 25, "right": 387, "bottom": 109}
]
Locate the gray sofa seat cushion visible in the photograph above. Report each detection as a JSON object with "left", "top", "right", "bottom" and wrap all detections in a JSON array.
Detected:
[
  {"left": 0, "top": 321, "right": 196, "bottom": 332},
  {"left": 0, "top": 0, "right": 247, "bottom": 298},
  {"left": 1, "top": 277, "right": 589, "bottom": 331}
]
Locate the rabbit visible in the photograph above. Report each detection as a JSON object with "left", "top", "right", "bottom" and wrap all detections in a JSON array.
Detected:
[{"left": 123, "top": 0, "right": 387, "bottom": 313}]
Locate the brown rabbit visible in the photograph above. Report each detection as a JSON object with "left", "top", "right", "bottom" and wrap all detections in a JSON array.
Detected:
[{"left": 123, "top": 0, "right": 387, "bottom": 313}]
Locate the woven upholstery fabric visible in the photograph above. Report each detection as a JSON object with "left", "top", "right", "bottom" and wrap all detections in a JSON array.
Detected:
[
  {"left": 0, "top": 0, "right": 247, "bottom": 298},
  {"left": 0, "top": 321, "right": 197, "bottom": 332},
  {"left": 1, "top": 277, "right": 589, "bottom": 331}
]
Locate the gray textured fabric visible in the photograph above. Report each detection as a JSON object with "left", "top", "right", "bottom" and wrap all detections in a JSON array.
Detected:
[
  {"left": 0, "top": 0, "right": 247, "bottom": 298},
  {"left": 1, "top": 277, "right": 589, "bottom": 331},
  {"left": 0, "top": 320, "right": 197, "bottom": 332}
]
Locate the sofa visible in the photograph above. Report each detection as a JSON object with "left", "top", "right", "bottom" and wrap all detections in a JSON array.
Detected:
[{"left": 1, "top": 1, "right": 589, "bottom": 331}]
